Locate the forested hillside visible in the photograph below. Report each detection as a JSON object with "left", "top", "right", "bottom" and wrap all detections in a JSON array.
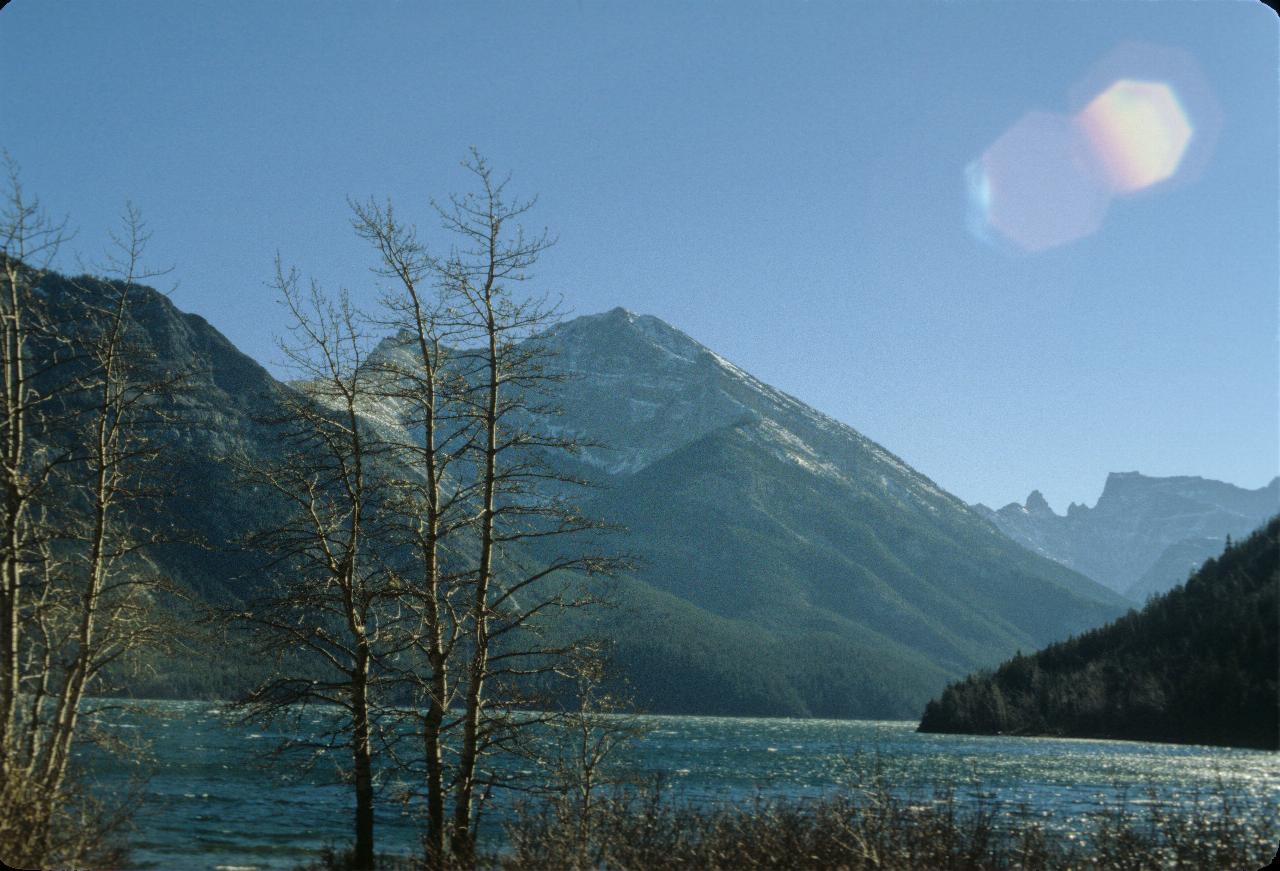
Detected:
[{"left": 918, "top": 517, "right": 1279, "bottom": 749}]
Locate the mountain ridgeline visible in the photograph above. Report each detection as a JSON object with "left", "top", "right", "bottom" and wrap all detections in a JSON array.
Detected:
[
  {"left": 918, "top": 517, "right": 1280, "bottom": 749},
  {"left": 975, "top": 473, "right": 1278, "bottom": 601},
  {"left": 36, "top": 274, "right": 1129, "bottom": 718}
]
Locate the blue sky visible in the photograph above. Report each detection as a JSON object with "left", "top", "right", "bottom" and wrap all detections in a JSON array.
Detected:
[{"left": 1, "top": 0, "right": 1275, "bottom": 511}]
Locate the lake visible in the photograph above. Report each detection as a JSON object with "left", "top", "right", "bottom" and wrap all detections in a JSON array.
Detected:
[{"left": 83, "top": 699, "right": 1278, "bottom": 870}]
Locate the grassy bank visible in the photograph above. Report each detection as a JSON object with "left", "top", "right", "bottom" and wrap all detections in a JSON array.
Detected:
[
  {"left": 499, "top": 776, "right": 1277, "bottom": 870},
  {"left": 301, "top": 771, "right": 1278, "bottom": 870}
]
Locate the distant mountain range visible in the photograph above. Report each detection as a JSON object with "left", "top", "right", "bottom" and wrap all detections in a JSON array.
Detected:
[
  {"left": 974, "top": 473, "right": 1279, "bottom": 601},
  {"left": 37, "top": 274, "right": 1129, "bottom": 718},
  {"left": 919, "top": 516, "right": 1279, "bottom": 749}
]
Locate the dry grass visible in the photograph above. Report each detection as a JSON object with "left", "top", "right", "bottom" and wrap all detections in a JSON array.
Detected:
[
  {"left": 0, "top": 766, "right": 135, "bottom": 871},
  {"left": 499, "top": 773, "right": 1278, "bottom": 871}
]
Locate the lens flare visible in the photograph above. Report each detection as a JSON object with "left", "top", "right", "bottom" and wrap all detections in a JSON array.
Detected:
[
  {"left": 967, "top": 111, "right": 1109, "bottom": 254},
  {"left": 966, "top": 41, "right": 1221, "bottom": 254},
  {"left": 1076, "top": 80, "right": 1193, "bottom": 194},
  {"left": 1067, "top": 41, "right": 1222, "bottom": 190}
]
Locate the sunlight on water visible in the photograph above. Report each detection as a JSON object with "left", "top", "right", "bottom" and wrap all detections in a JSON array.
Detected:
[{"left": 83, "top": 700, "right": 1279, "bottom": 871}]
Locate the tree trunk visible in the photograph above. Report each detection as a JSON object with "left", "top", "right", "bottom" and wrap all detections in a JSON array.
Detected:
[
  {"left": 352, "top": 644, "right": 375, "bottom": 871},
  {"left": 423, "top": 537, "right": 448, "bottom": 867},
  {"left": 415, "top": 315, "right": 449, "bottom": 868},
  {"left": 0, "top": 503, "right": 21, "bottom": 774},
  {"left": 0, "top": 264, "right": 26, "bottom": 771},
  {"left": 423, "top": 687, "right": 446, "bottom": 867},
  {"left": 453, "top": 306, "right": 499, "bottom": 865}
]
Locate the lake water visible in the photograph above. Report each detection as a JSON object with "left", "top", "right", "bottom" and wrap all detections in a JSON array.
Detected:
[{"left": 83, "top": 699, "right": 1278, "bottom": 870}]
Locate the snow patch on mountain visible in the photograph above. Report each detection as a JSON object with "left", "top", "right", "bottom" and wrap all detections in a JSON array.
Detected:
[{"left": 750, "top": 418, "right": 846, "bottom": 482}]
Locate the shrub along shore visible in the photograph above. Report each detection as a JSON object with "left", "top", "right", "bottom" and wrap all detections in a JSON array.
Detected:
[{"left": 297, "top": 773, "right": 1278, "bottom": 870}]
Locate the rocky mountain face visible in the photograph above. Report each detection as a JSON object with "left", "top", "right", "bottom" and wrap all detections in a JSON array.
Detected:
[
  {"left": 33, "top": 271, "right": 293, "bottom": 606},
  {"left": 974, "top": 473, "right": 1279, "bottom": 601},
  {"left": 35, "top": 277, "right": 1129, "bottom": 717}
]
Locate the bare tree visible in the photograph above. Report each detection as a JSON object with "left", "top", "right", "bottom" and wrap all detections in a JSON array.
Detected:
[
  {"left": 537, "top": 649, "right": 647, "bottom": 870},
  {"left": 1, "top": 159, "right": 183, "bottom": 866},
  {"left": 429, "top": 151, "right": 623, "bottom": 865},
  {"left": 35, "top": 205, "right": 185, "bottom": 824},
  {"left": 238, "top": 155, "right": 623, "bottom": 869},
  {"left": 0, "top": 156, "right": 67, "bottom": 784},
  {"left": 231, "top": 263, "right": 394, "bottom": 871},
  {"left": 349, "top": 155, "right": 626, "bottom": 867},
  {"left": 350, "top": 197, "right": 475, "bottom": 868},
  {"left": 0, "top": 155, "right": 72, "bottom": 864}
]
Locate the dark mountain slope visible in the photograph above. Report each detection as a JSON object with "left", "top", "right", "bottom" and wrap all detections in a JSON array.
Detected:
[
  {"left": 589, "top": 577, "right": 951, "bottom": 718},
  {"left": 34, "top": 271, "right": 293, "bottom": 603},
  {"left": 588, "top": 419, "right": 1126, "bottom": 697},
  {"left": 918, "top": 517, "right": 1280, "bottom": 749}
]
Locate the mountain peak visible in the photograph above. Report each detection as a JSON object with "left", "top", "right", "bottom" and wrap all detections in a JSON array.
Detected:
[
  {"left": 979, "top": 469, "right": 1279, "bottom": 600},
  {"left": 1096, "top": 471, "right": 1171, "bottom": 506},
  {"left": 1024, "top": 490, "right": 1054, "bottom": 514},
  {"left": 1102, "top": 469, "right": 1148, "bottom": 487},
  {"left": 552, "top": 308, "right": 711, "bottom": 368}
]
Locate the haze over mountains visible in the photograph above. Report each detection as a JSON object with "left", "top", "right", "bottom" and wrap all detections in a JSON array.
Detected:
[
  {"left": 42, "top": 273, "right": 1134, "bottom": 717},
  {"left": 975, "top": 474, "right": 1278, "bottom": 601}
]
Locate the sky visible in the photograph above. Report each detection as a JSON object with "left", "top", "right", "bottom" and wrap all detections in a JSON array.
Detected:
[{"left": 1, "top": 0, "right": 1276, "bottom": 511}]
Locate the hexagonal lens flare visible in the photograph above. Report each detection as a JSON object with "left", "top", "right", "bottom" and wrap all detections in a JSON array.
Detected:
[
  {"left": 967, "top": 111, "right": 1110, "bottom": 254},
  {"left": 1076, "top": 79, "right": 1194, "bottom": 194},
  {"left": 967, "top": 42, "right": 1220, "bottom": 255}
]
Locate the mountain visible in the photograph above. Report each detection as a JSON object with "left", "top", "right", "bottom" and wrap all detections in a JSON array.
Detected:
[
  {"left": 518, "top": 308, "right": 1127, "bottom": 716},
  {"left": 918, "top": 516, "right": 1280, "bottom": 749},
  {"left": 32, "top": 271, "right": 293, "bottom": 608},
  {"left": 975, "top": 473, "right": 1279, "bottom": 600},
  {"left": 32, "top": 276, "right": 1128, "bottom": 717}
]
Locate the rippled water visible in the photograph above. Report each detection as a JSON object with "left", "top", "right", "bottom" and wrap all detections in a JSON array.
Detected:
[{"left": 81, "top": 700, "right": 1278, "bottom": 870}]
